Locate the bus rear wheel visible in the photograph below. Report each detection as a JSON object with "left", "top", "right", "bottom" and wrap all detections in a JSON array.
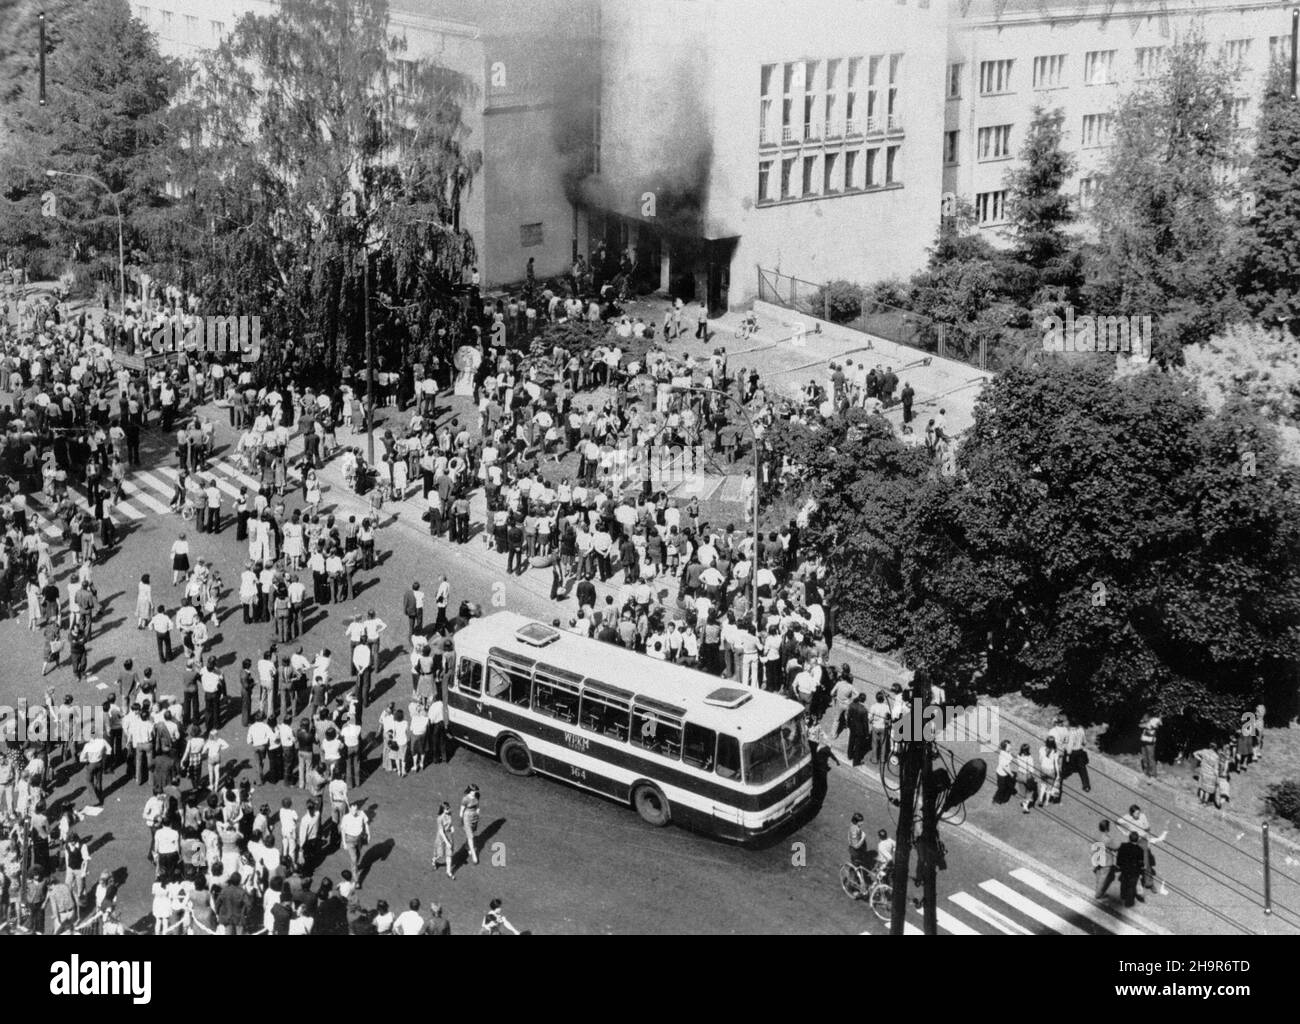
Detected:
[
  {"left": 498, "top": 736, "right": 532, "bottom": 777},
  {"left": 632, "top": 784, "right": 671, "bottom": 827}
]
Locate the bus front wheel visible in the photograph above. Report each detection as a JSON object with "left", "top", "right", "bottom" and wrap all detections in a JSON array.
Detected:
[
  {"left": 498, "top": 736, "right": 532, "bottom": 777},
  {"left": 632, "top": 784, "right": 671, "bottom": 827}
]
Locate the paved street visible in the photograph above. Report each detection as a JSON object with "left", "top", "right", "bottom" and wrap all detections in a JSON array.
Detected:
[{"left": 0, "top": 397, "right": 1170, "bottom": 935}]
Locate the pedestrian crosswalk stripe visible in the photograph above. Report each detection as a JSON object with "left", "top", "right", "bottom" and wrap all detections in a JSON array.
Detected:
[
  {"left": 1009, "top": 868, "right": 1145, "bottom": 936},
  {"left": 949, "top": 892, "right": 1032, "bottom": 934},
  {"left": 119, "top": 477, "right": 172, "bottom": 515},
  {"left": 980, "top": 879, "right": 1091, "bottom": 936},
  {"left": 935, "top": 907, "right": 981, "bottom": 935},
  {"left": 156, "top": 464, "right": 243, "bottom": 500},
  {"left": 212, "top": 459, "right": 259, "bottom": 491},
  {"left": 903, "top": 921, "right": 923, "bottom": 935},
  {"left": 106, "top": 498, "right": 145, "bottom": 520},
  {"left": 133, "top": 469, "right": 176, "bottom": 499}
]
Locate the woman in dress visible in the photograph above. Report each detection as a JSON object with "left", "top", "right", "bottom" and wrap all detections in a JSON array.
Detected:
[
  {"left": 432, "top": 801, "right": 455, "bottom": 878},
  {"left": 283, "top": 510, "right": 304, "bottom": 570},
  {"left": 135, "top": 573, "right": 153, "bottom": 629},
  {"left": 239, "top": 563, "right": 258, "bottom": 624},
  {"left": 1037, "top": 736, "right": 1063, "bottom": 807},
  {"left": 304, "top": 472, "right": 322, "bottom": 519},
  {"left": 170, "top": 533, "right": 190, "bottom": 586},
  {"left": 26, "top": 578, "right": 41, "bottom": 630},
  {"left": 459, "top": 784, "right": 482, "bottom": 866}
]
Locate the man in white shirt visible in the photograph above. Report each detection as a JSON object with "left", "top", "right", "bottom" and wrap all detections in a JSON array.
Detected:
[
  {"left": 393, "top": 898, "right": 428, "bottom": 935},
  {"left": 352, "top": 643, "right": 373, "bottom": 716},
  {"left": 246, "top": 714, "right": 275, "bottom": 783}
]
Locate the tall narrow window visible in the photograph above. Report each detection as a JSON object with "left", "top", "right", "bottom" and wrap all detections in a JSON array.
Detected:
[
  {"left": 887, "top": 54, "right": 901, "bottom": 130},
  {"left": 824, "top": 58, "right": 840, "bottom": 137},
  {"left": 867, "top": 56, "right": 881, "bottom": 131},
  {"left": 758, "top": 160, "right": 773, "bottom": 202},
  {"left": 865, "top": 148, "right": 879, "bottom": 187},
  {"left": 760, "top": 64, "right": 776, "bottom": 145},
  {"left": 947, "top": 62, "right": 963, "bottom": 98},
  {"left": 944, "top": 129, "right": 959, "bottom": 164},
  {"left": 844, "top": 149, "right": 859, "bottom": 189},
  {"left": 802, "top": 155, "right": 817, "bottom": 195},
  {"left": 885, "top": 145, "right": 900, "bottom": 184},
  {"left": 824, "top": 151, "right": 840, "bottom": 193},
  {"left": 846, "top": 58, "right": 861, "bottom": 134},
  {"left": 804, "top": 60, "right": 820, "bottom": 140},
  {"left": 780, "top": 157, "right": 795, "bottom": 198}
]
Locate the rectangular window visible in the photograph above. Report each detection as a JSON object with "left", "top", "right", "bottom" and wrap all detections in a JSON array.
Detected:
[
  {"left": 780, "top": 157, "right": 795, "bottom": 198},
  {"left": 977, "top": 124, "right": 1012, "bottom": 161},
  {"left": 1224, "top": 39, "right": 1251, "bottom": 65},
  {"left": 782, "top": 62, "right": 798, "bottom": 140},
  {"left": 760, "top": 64, "right": 776, "bottom": 145},
  {"left": 802, "top": 155, "right": 817, "bottom": 195},
  {"left": 1135, "top": 46, "right": 1165, "bottom": 80},
  {"left": 1081, "top": 112, "right": 1113, "bottom": 148},
  {"left": 823, "top": 151, "right": 839, "bottom": 193},
  {"left": 135, "top": 5, "right": 149, "bottom": 20},
  {"left": 979, "top": 59, "right": 1013, "bottom": 95},
  {"left": 531, "top": 669, "right": 582, "bottom": 723},
  {"left": 867, "top": 56, "right": 881, "bottom": 130},
  {"left": 846, "top": 57, "right": 861, "bottom": 133},
  {"left": 743, "top": 718, "right": 805, "bottom": 786},
  {"left": 885, "top": 145, "right": 900, "bottom": 184},
  {"left": 579, "top": 685, "right": 631, "bottom": 741},
  {"left": 1270, "top": 36, "right": 1294, "bottom": 65},
  {"left": 716, "top": 734, "right": 742, "bottom": 780},
  {"left": 947, "top": 62, "right": 963, "bottom": 99},
  {"left": 519, "top": 222, "right": 543, "bottom": 248},
  {"left": 160, "top": 9, "right": 173, "bottom": 28},
  {"left": 1084, "top": 49, "right": 1116, "bottom": 85},
  {"left": 183, "top": 14, "right": 197, "bottom": 31},
  {"left": 887, "top": 53, "right": 901, "bottom": 130},
  {"left": 976, "top": 190, "right": 1007, "bottom": 225},
  {"left": 758, "top": 160, "right": 773, "bottom": 202},
  {"left": 1078, "top": 176, "right": 1097, "bottom": 211},
  {"left": 1033, "top": 54, "right": 1066, "bottom": 89},
  {"left": 455, "top": 659, "right": 483, "bottom": 697},
  {"left": 210, "top": 19, "right": 224, "bottom": 38},
  {"left": 682, "top": 722, "right": 718, "bottom": 771},
  {"left": 632, "top": 703, "right": 682, "bottom": 759},
  {"left": 865, "top": 148, "right": 879, "bottom": 187},
  {"left": 1230, "top": 97, "right": 1249, "bottom": 129},
  {"left": 844, "top": 149, "right": 859, "bottom": 189},
  {"left": 944, "top": 129, "right": 959, "bottom": 164},
  {"left": 804, "top": 60, "right": 820, "bottom": 140},
  {"left": 486, "top": 658, "right": 533, "bottom": 707}
]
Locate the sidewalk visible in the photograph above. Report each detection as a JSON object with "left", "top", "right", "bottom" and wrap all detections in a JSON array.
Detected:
[{"left": 829, "top": 636, "right": 1300, "bottom": 936}]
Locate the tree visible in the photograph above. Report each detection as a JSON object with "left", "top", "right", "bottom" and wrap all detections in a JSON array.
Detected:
[
  {"left": 1003, "top": 105, "right": 1082, "bottom": 307},
  {"left": 1235, "top": 64, "right": 1300, "bottom": 326},
  {"left": 0, "top": 0, "right": 176, "bottom": 286},
  {"left": 903, "top": 362, "right": 1300, "bottom": 747},
  {"left": 1182, "top": 322, "right": 1300, "bottom": 465},
  {"left": 1085, "top": 32, "right": 1244, "bottom": 361},
  {"left": 156, "top": 0, "right": 481, "bottom": 379},
  {"left": 812, "top": 279, "right": 864, "bottom": 325}
]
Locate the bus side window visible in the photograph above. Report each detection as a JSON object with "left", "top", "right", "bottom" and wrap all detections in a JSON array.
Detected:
[
  {"left": 682, "top": 722, "right": 717, "bottom": 771},
  {"left": 579, "top": 694, "right": 630, "bottom": 741},
  {"left": 534, "top": 680, "right": 579, "bottom": 723},
  {"left": 487, "top": 664, "right": 531, "bottom": 706},
  {"left": 716, "top": 734, "right": 741, "bottom": 780},
  {"left": 457, "top": 659, "right": 483, "bottom": 697},
  {"left": 633, "top": 708, "right": 681, "bottom": 759}
]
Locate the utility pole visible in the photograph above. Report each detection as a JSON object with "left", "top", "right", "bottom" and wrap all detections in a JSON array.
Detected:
[
  {"left": 364, "top": 253, "right": 374, "bottom": 466},
  {"left": 38, "top": 11, "right": 46, "bottom": 106},
  {"left": 890, "top": 738, "right": 922, "bottom": 935},
  {"left": 919, "top": 742, "right": 940, "bottom": 935},
  {"left": 1291, "top": 8, "right": 1298, "bottom": 101}
]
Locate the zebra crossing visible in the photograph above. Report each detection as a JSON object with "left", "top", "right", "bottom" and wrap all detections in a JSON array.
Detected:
[{"left": 866, "top": 867, "right": 1154, "bottom": 936}]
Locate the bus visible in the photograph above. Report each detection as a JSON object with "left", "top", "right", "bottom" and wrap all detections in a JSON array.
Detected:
[{"left": 448, "top": 611, "right": 813, "bottom": 842}]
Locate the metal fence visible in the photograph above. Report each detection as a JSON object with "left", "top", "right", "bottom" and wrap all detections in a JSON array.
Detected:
[{"left": 756, "top": 267, "right": 988, "bottom": 371}]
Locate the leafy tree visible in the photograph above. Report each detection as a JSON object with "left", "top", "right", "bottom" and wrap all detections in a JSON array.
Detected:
[
  {"left": 1085, "top": 32, "right": 1244, "bottom": 361},
  {"left": 812, "top": 279, "right": 865, "bottom": 324},
  {"left": 767, "top": 411, "right": 931, "bottom": 651},
  {"left": 0, "top": 0, "right": 176, "bottom": 286},
  {"left": 156, "top": 0, "right": 481, "bottom": 379},
  {"left": 1182, "top": 322, "right": 1300, "bottom": 465},
  {"left": 1235, "top": 64, "right": 1300, "bottom": 326},
  {"left": 902, "top": 362, "right": 1300, "bottom": 747},
  {"left": 1003, "top": 105, "right": 1082, "bottom": 307}
]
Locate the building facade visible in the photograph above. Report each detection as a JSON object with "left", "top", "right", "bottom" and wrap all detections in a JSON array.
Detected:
[
  {"left": 137, "top": 0, "right": 594, "bottom": 288},
  {"left": 946, "top": 0, "right": 1294, "bottom": 237}
]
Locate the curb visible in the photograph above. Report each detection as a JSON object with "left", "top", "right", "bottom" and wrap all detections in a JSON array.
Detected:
[{"left": 832, "top": 638, "right": 1300, "bottom": 855}]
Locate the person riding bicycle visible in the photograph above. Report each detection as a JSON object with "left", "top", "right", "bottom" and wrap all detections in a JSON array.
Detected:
[{"left": 848, "top": 813, "right": 870, "bottom": 871}]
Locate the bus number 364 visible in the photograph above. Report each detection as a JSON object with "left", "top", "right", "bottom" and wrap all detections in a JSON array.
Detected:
[{"left": 571, "top": 766, "right": 587, "bottom": 781}]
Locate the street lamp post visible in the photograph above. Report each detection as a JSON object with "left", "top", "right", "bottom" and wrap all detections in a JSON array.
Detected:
[
  {"left": 46, "top": 169, "right": 125, "bottom": 316},
  {"left": 672, "top": 383, "right": 762, "bottom": 626}
]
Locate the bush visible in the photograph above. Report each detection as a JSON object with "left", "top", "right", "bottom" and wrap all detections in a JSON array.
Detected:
[
  {"left": 1266, "top": 779, "right": 1300, "bottom": 827},
  {"left": 813, "top": 279, "right": 865, "bottom": 324}
]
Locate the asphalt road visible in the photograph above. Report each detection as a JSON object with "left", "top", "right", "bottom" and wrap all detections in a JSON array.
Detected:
[{"left": 1, "top": 409, "right": 1153, "bottom": 936}]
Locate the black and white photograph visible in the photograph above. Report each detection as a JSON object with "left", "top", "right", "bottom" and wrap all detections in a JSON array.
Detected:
[{"left": 0, "top": 0, "right": 1296, "bottom": 993}]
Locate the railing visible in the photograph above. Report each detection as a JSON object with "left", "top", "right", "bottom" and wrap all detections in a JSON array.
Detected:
[
  {"left": 803, "top": 121, "right": 819, "bottom": 141},
  {"left": 756, "top": 267, "right": 987, "bottom": 371},
  {"left": 824, "top": 120, "right": 843, "bottom": 139},
  {"left": 865, "top": 116, "right": 882, "bottom": 134},
  {"left": 782, "top": 125, "right": 795, "bottom": 143},
  {"left": 887, "top": 114, "right": 903, "bottom": 132},
  {"left": 845, "top": 119, "right": 859, "bottom": 136}
]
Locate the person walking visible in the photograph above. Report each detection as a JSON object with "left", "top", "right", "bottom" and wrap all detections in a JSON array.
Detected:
[
  {"left": 459, "top": 784, "right": 482, "bottom": 867},
  {"left": 340, "top": 800, "right": 370, "bottom": 885},
  {"left": 992, "top": 739, "right": 1015, "bottom": 804},
  {"left": 1015, "top": 743, "right": 1038, "bottom": 813},
  {"left": 433, "top": 576, "right": 450, "bottom": 634},
  {"left": 845, "top": 693, "right": 870, "bottom": 766},
  {"left": 1036, "top": 736, "right": 1062, "bottom": 807},
  {"left": 1117, "top": 804, "right": 1168, "bottom": 895},
  {"left": 432, "top": 801, "right": 455, "bottom": 878},
  {"left": 1062, "top": 718, "right": 1092, "bottom": 793},
  {"left": 404, "top": 582, "right": 424, "bottom": 637},
  {"left": 1138, "top": 712, "right": 1161, "bottom": 779},
  {"left": 1091, "top": 819, "right": 1119, "bottom": 900}
]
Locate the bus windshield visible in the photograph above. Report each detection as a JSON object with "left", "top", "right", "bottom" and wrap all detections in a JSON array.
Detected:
[{"left": 743, "top": 715, "right": 806, "bottom": 785}]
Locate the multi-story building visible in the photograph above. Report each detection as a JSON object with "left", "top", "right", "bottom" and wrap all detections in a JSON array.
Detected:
[
  {"left": 138, "top": 0, "right": 596, "bottom": 288},
  {"left": 137, "top": 0, "right": 1298, "bottom": 308},
  {"left": 581, "top": 0, "right": 948, "bottom": 312},
  {"left": 946, "top": 0, "right": 1294, "bottom": 238}
]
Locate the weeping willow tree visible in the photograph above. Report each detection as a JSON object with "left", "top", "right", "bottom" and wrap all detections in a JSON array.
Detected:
[{"left": 152, "top": 0, "right": 481, "bottom": 381}]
